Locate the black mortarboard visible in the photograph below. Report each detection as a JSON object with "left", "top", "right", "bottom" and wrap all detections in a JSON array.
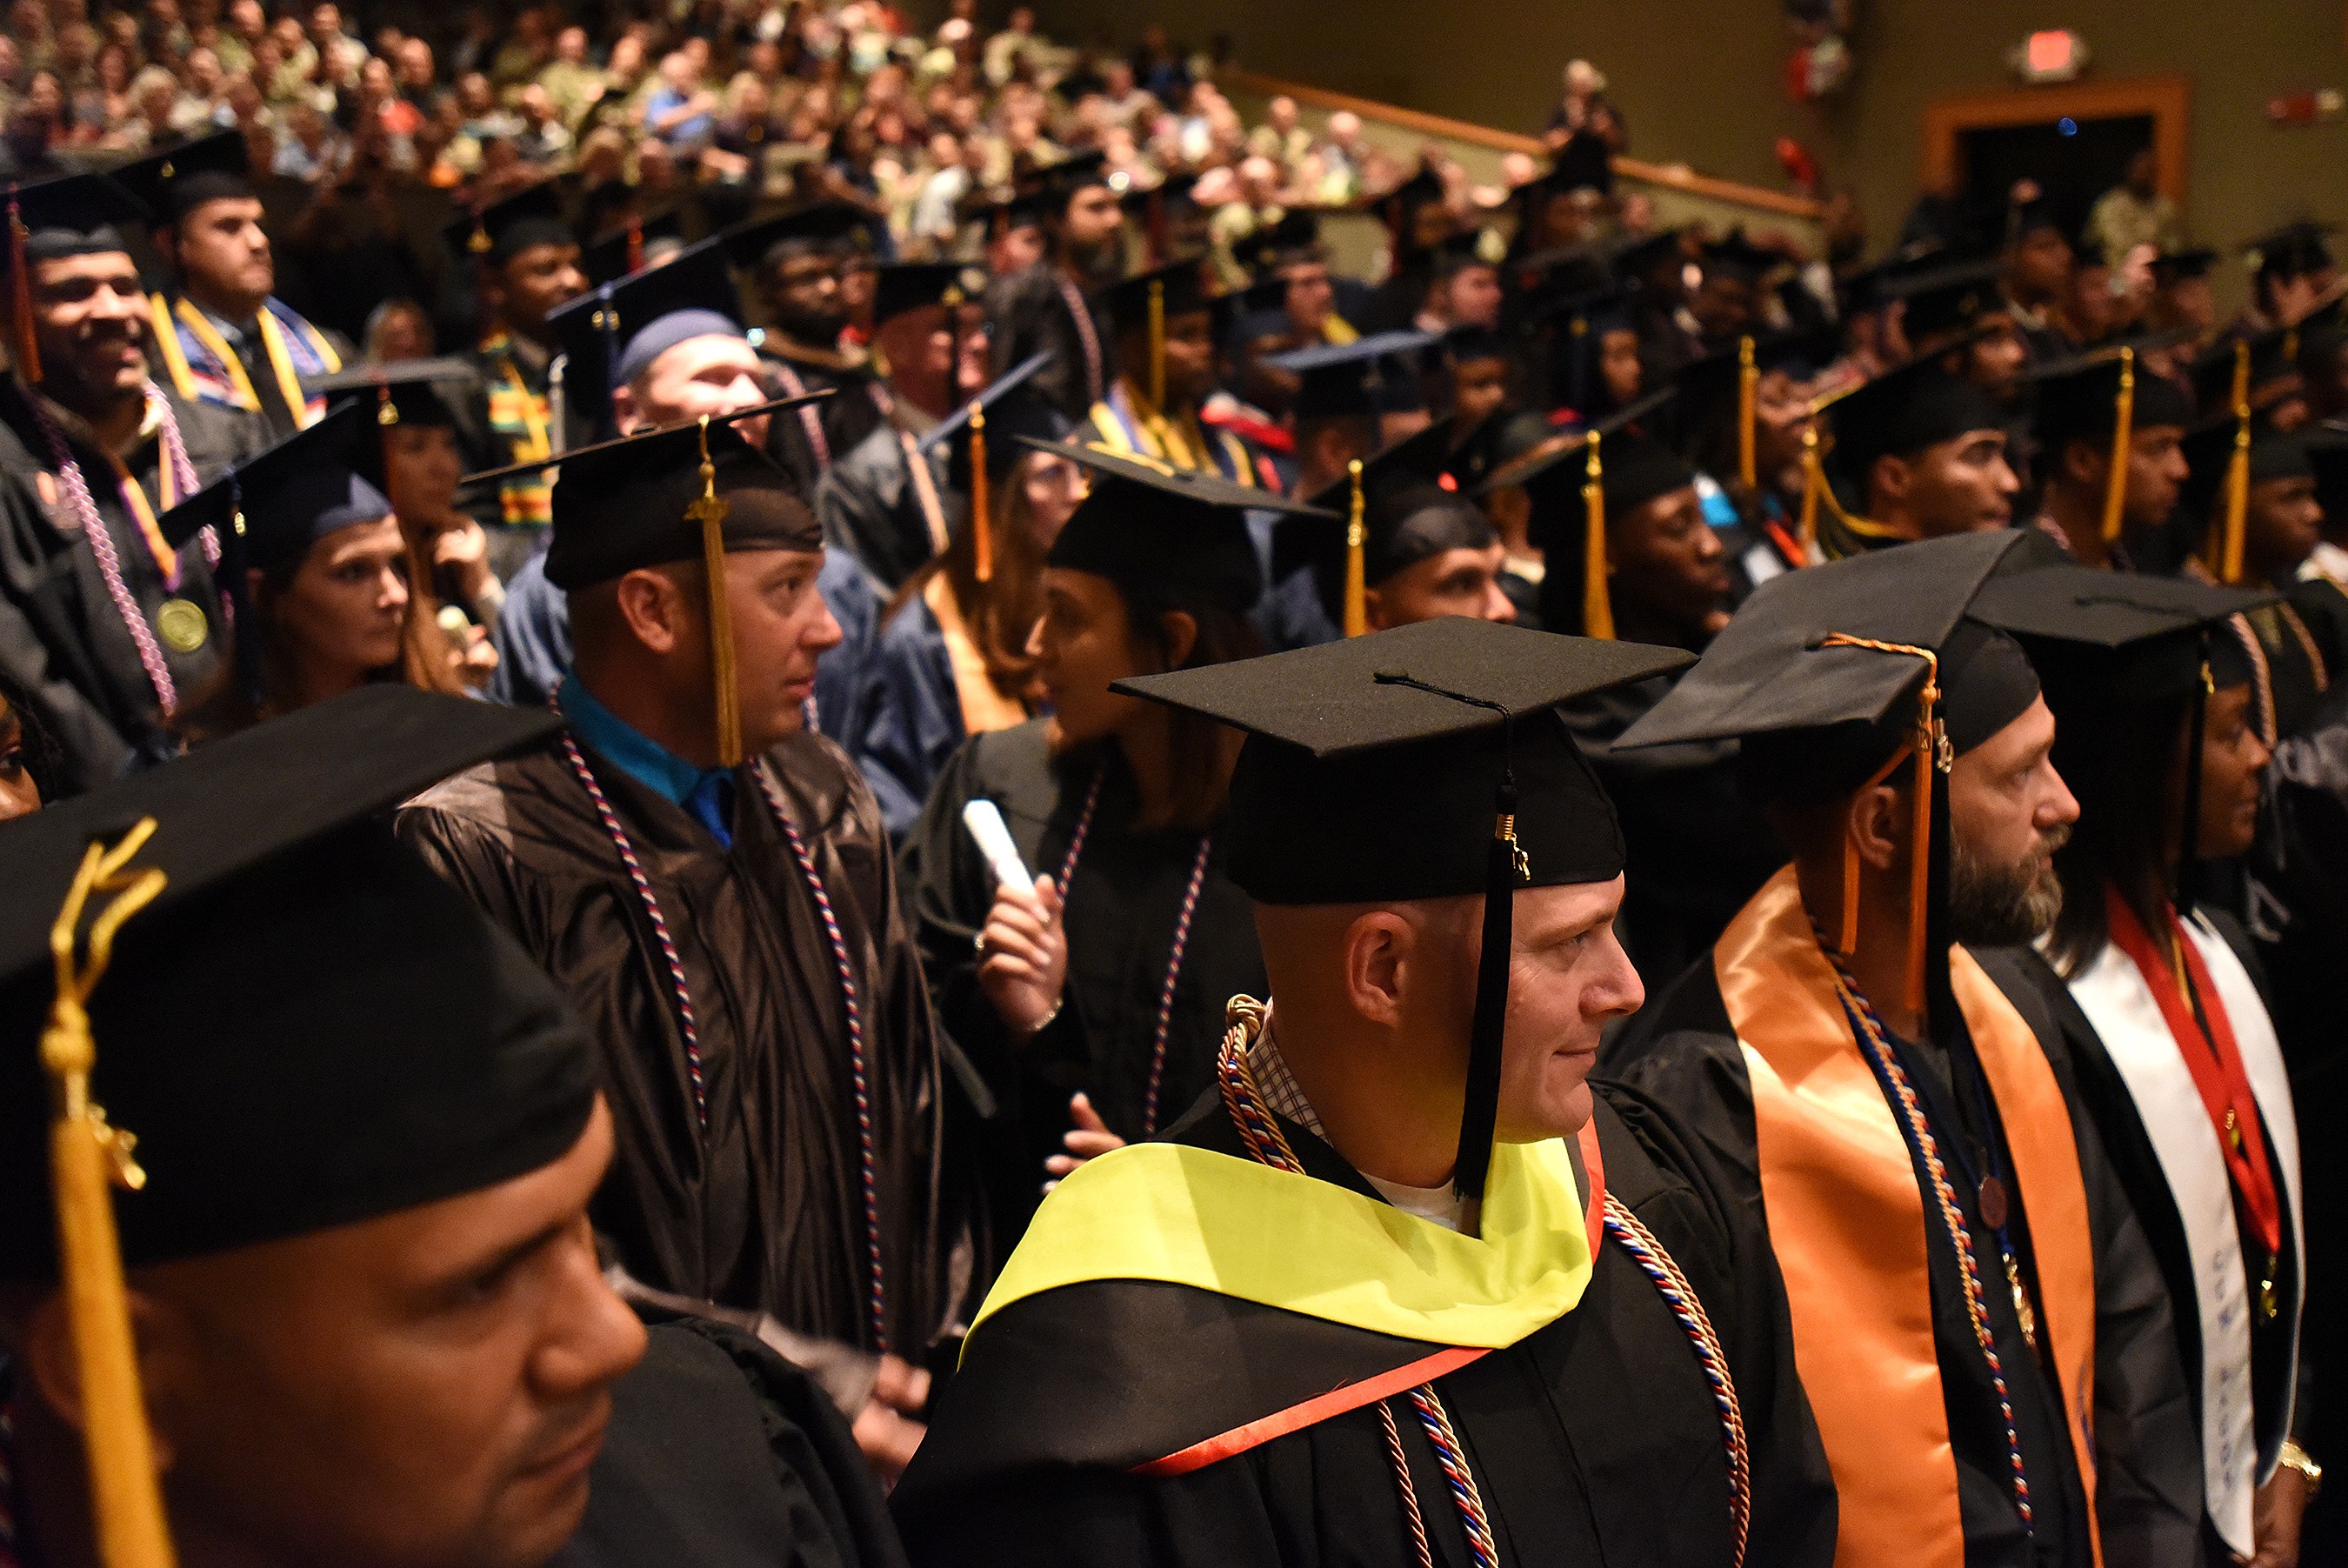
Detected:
[
  {"left": 444, "top": 180, "right": 573, "bottom": 268},
  {"left": 1, "top": 684, "right": 592, "bottom": 1278},
  {"left": 159, "top": 400, "right": 392, "bottom": 574},
  {"left": 1474, "top": 391, "right": 1689, "bottom": 637},
  {"left": 1667, "top": 331, "right": 1824, "bottom": 477},
  {"left": 1432, "top": 226, "right": 1507, "bottom": 277},
  {"left": 1886, "top": 255, "right": 2006, "bottom": 343},
  {"left": 300, "top": 356, "right": 480, "bottom": 490},
  {"left": 1269, "top": 330, "right": 1439, "bottom": 423},
  {"left": 544, "top": 414, "right": 818, "bottom": 591},
  {"left": 1114, "top": 617, "right": 1690, "bottom": 1199},
  {"left": 2244, "top": 221, "right": 2336, "bottom": 282},
  {"left": 549, "top": 237, "right": 743, "bottom": 433},
  {"left": 871, "top": 260, "right": 981, "bottom": 327},
  {"left": 1373, "top": 164, "right": 1447, "bottom": 244},
  {"left": 1099, "top": 255, "right": 1222, "bottom": 336},
  {"left": 720, "top": 203, "right": 864, "bottom": 274},
  {"left": 2309, "top": 433, "right": 2348, "bottom": 533},
  {"left": 107, "top": 130, "right": 251, "bottom": 227},
  {"left": 2189, "top": 326, "right": 2300, "bottom": 416},
  {"left": 1237, "top": 209, "right": 1324, "bottom": 277},
  {"left": 1036, "top": 438, "right": 1324, "bottom": 612},
  {"left": 1839, "top": 243, "right": 1944, "bottom": 316},
  {"left": 1700, "top": 230, "right": 1779, "bottom": 289},
  {"left": 1443, "top": 322, "right": 1511, "bottom": 365},
  {"left": 1822, "top": 357, "right": 2006, "bottom": 490},
  {"left": 921, "top": 351, "right": 1065, "bottom": 579},
  {"left": 5, "top": 170, "right": 147, "bottom": 264},
  {"left": 1611, "top": 227, "right": 1684, "bottom": 287},
  {"left": 2024, "top": 340, "right": 2195, "bottom": 548},
  {"left": 1530, "top": 284, "right": 1637, "bottom": 415},
  {"left": 1280, "top": 421, "right": 1491, "bottom": 628},
  {"left": 580, "top": 209, "right": 685, "bottom": 289},
  {"left": 2151, "top": 246, "right": 2218, "bottom": 285},
  {"left": 1032, "top": 150, "right": 1112, "bottom": 211},
  {"left": 1620, "top": 529, "right": 2038, "bottom": 1020}
]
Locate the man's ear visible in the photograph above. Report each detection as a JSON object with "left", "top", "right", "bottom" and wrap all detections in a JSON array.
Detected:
[
  {"left": 1361, "top": 584, "right": 1389, "bottom": 631},
  {"left": 1342, "top": 909, "right": 1414, "bottom": 1028},
  {"left": 1156, "top": 607, "right": 1197, "bottom": 671},
  {"left": 2060, "top": 436, "right": 2102, "bottom": 489},
  {"left": 1845, "top": 777, "right": 1909, "bottom": 874},
  {"left": 1868, "top": 452, "right": 1912, "bottom": 514},
  {"left": 20, "top": 1286, "right": 189, "bottom": 1473},
  {"left": 612, "top": 565, "right": 689, "bottom": 655}
]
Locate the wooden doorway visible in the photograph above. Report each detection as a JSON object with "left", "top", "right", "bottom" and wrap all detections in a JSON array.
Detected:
[{"left": 1921, "top": 77, "right": 2191, "bottom": 239}]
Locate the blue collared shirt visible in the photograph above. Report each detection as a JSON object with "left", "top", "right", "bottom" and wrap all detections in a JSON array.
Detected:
[{"left": 557, "top": 675, "right": 737, "bottom": 845}]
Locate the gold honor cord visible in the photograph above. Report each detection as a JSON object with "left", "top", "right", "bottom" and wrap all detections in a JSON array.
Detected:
[
  {"left": 1816, "top": 635, "right": 1944, "bottom": 1014},
  {"left": 43, "top": 818, "right": 176, "bottom": 1568},
  {"left": 2101, "top": 347, "right": 2134, "bottom": 544},
  {"left": 1736, "top": 335, "right": 1758, "bottom": 491},
  {"left": 687, "top": 417, "right": 743, "bottom": 767},
  {"left": 968, "top": 399, "right": 993, "bottom": 583},
  {"left": 1343, "top": 457, "right": 1367, "bottom": 637},
  {"left": 1581, "top": 431, "right": 1613, "bottom": 639}
]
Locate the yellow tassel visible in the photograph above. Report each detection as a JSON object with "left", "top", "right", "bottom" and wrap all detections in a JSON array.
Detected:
[
  {"left": 2211, "top": 339, "right": 2252, "bottom": 584},
  {"left": 1736, "top": 335, "right": 1758, "bottom": 491},
  {"left": 2100, "top": 347, "right": 2134, "bottom": 544},
  {"left": 10, "top": 190, "right": 41, "bottom": 383},
  {"left": 687, "top": 417, "right": 742, "bottom": 766},
  {"left": 1581, "top": 431, "right": 1614, "bottom": 640},
  {"left": 1148, "top": 278, "right": 1165, "bottom": 414},
  {"left": 969, "top": 399, "right": 993, "bottom": 584},
  {"left": 1342, "top": 457, "right": 1367, "bottom": 637},
  {"left": 1798, "top": 424, "right": 1821, "bottom": 560},
  {"left": 43, "top": 819, "right": 177, "bottom": 1568}
]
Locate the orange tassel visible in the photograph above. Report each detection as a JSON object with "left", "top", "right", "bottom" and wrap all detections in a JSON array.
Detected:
[
  {"left": 968, "top": 399, "right": 992, "bottom": 584},
  {"left": 1581, "top": 431, "right": 1613, "bottom": 639},
  {"left": 1736, "top": 335, "right": 1758, "bottom": 491},
  {"left": 1817, "top": 634, "right": 1944, "bottom": 1014},
  {"left": 1797, "top": 425, "right": 1821, "bottom": 560},
  {"left": 10, "top": 189, "right": 40, "bottom": 383},
  {"left": 1342, "top": 458, "right": 1367, "bottom": 637}
]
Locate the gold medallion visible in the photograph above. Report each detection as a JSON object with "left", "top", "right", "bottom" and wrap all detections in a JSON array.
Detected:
[{"left": 156, "top": 597, "right": 208, "bottom": 653}]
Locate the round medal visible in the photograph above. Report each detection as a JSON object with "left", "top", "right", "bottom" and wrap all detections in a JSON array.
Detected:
[{"left": 156, "top": 597, "right": 209, "bottom": 653}]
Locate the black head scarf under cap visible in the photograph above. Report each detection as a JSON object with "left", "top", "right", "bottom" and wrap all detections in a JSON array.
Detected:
[
  {"left": 1117, "top": 617, "right": 1690, "bottom": 1199},
  {"left": 1033, "top": 437, "right": 1328, "bottom": 613},
  {"left": 0, "top": 685, "right": 593, "bottom": 1279},
  {"left": 543, "top": 415, "right": 819, "bottom": 591},
  {"left": 107, "top": 130, "right": 254, "bottom": 226}
]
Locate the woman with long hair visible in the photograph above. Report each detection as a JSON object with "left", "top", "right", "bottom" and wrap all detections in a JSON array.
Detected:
[
  {"left": 1992, "top": 574, "right": 2311, "bottom": 1565},
  {"left": 850, "top": 366, "right": 1078, "bottom": 837},
  {"left": 171, "top": 401, "right": 465, "bottom": 741},
  {"left": 900, "top": 444, "right": 1324, "bottom": 1244}
]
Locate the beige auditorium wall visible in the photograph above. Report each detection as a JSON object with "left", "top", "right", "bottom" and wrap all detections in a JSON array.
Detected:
[{"left": 1040, "top": 0, "right": 2347, "bottom": 298}]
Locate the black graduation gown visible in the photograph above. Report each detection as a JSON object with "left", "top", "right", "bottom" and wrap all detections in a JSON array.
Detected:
[
  {"left": 0, "top": 379, "right": 257, "bottom": 794},
  {"left": 1605, "top": 951, "right": 2203, "bottom": 1568},
  {"left": 1996, "top": 927, "right": 2305, "bottom": 1562},
  {"left": 757, "top": 342, "right": 885, "bottom": 496},
  {"left": 1560, "top": 674, "right": 1785, "bottom": 987},
  {"left": 557, "top": 1312, "right": 907, "bottom": 1568},
  {"left": 396, "top": 730, "right": 977, "bottom": 1359},
  {"left": 891, "top": 1083, "right": 1839, "bottom": 1568},
  {"left": 898, "top": 719, "right": 1265, "bottom": 1244},
  {"left": 815, "top": 411, "right": 950, "bottom": 592},
  {"left": 983, "top": 262, "right": 1110, "bottom": 424}
]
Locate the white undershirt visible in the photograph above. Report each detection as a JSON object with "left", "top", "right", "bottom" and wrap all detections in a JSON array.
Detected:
[{"left": 1361, "top": 1171, "right": 1471, "bottom": 1233}]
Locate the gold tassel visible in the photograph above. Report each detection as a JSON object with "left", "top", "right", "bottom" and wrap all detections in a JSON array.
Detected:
[
  {"left": 1147, "top": 278, "right": 1165, "bottom": 414},
  {"left": 43, "top": 819, "right": 177, "bottom": 1568},
  {"left": 1798, "top": 424, "right": 1821, "bottom": 560},
  {"left": 1342, "top": 457, "right": 1367, "bottom": 637},
  {"left": 375, "top": 382, "right": 398, "bottom": 502},
  {"left": 969, "top": 399, "right": 993, "bottom": 584},
  {"left": 2211, "top": 339, "right": 2251, "bottom": 584},
  {"left": 687, "top": 417, "right": 742, "bottom": 766},
  {"left": 10, "top": 188, "right": 40, "bottom": 383},
  {"left": 1581, "top": 432, "right": 1614, "bottom": 639},
  {"left": 1736, "top": 334, "right": 1758, "bottom": 491},
  {"left": 2100, "top": 346, "right": 2134, "bottom": 544}
]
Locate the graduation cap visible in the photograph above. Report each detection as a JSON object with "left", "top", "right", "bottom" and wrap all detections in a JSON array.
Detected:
[
  {"left": 1, "top": 684, "right": 591, "bottom": 1564},
  {"left": 2151, "top": 246, "right": 2218, "bottom": 286},
  {"left": 1266, "top": 330, "right": 1439, "bottom": 423},
  {"left": 106, "top": 129, "right": 251, "bottom": 227},
  {"left": 2023, "top": 340, "right": 2195, "bottom": 544},
  {"left": 1279, "top": 420, "right": 1492, "bottom": 634},
  {"left": 1885, "top": 255, "right": 2005, "bottom": 344},
  {"left": 2180, "top": 331, "right": 2308, "bottom": 581},
  {"left": 1816, "top": 354, "right": 2005, "bottom": 509},
  {"left": 1031, "top": 150, "right": 1112, "bottom": 212},
  {"left": 299, "top": 356, "right": 480, "bottom": 492},
  {"left": 1431, "top": 226, "right": 1508, "bottom": 277},
  {"left": 1611, "top": 227, "right": 1684, "bottom": 288},
  {"left": 548, "top": 236, "right": 742, "bottom": 435},
  {"left": 2309, "top": 431, "right": 2348, "bottom": 530},
  {"left": 2189, "top": 325, "right": 2299, "bottom": 414},
  {"left": 1036, "top": 437, "right": 1330, "bottom": 613},
  {"left": 1699, "top": 230, "right": 1779, "bottom": 289},
  {"left": 580, "top": 209, "right": 685, "bottom": 288},
  {"left": 1618, "top": 529, "right": 2038, "bottom": 1021},
  {"left": 1670, "top": 332, "right": 1823, "bottom": 488},
  {"left": 871, "top": 260, "right": 981, "bottom": 328},
  {"left": 444, "top": 180, "right": 572, "bottom": 269},
  {"left": 1472, "top": 390, "right": 1687, "bottom": 639},
  {"left": 1236, "top": 209, "right": 1324, "bottom": 278},
  {"left": 1098, "top": 257, "right": 1225, "bottom": 408},
  {"left": 1115, "top": 171, "right": 1199, "bottom": 264},
  {"left": 720, "top": 203, "right": 866, "bottom": 275},
  {"left": 1528, "top": 284, "right": 1636, "bottom": 416},
  {"left": 3, "top": 171, "right": 150, "bottom": 379},
  {"left": 1839, "top": 243, "right": 1945, "bottom": 317},
  {"left": 1112, "top": 617, "right": 1691, "bottom": 1200},
  {"left": 2244, "top": 221, "right": 2336, "bottom": 282},
  {"left": 1971, "top": 564, "right": 2276, "bottom": 892},
  {"left": 1371, "top": 163, "right": 1447, "bottom": 248},
  {"left": 918, "top": 350, "right": 1064, "bottom": 581},
  {"left": 524, "top": 412, "right": 821, "bottom": 766}
]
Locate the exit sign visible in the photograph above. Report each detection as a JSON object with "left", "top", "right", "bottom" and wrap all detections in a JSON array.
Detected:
[{"left": 2011, "top": 30, "right": 2090, "bottom": 83}]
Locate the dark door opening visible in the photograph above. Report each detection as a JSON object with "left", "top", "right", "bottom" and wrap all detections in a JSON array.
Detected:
[{"left": 1958, "top": 113, "right": 2154, "bottom": 245}]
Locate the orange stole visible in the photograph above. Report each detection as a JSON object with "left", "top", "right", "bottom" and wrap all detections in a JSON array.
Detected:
[{"left": 1714, "top": 868, "right": 2100, "bottom": 1568}]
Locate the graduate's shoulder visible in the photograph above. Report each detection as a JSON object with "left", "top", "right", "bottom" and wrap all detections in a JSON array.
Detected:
[{"left": 934, "top": 714, "right": 1060, "bottom": 817}]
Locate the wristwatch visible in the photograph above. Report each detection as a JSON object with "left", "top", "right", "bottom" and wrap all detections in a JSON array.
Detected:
[{"left": 2278, "top": 1440, "right": 2324, "bottom": 1500}]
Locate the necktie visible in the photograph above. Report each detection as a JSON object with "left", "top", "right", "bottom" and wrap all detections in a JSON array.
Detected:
[{"left": 684, "top": 771, "right": 736, "bottom": 849}]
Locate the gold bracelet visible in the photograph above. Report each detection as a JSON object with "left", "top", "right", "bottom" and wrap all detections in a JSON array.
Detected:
[{"left": 2278, "top": 1440, "right": 2324, "bottom": 1500}]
